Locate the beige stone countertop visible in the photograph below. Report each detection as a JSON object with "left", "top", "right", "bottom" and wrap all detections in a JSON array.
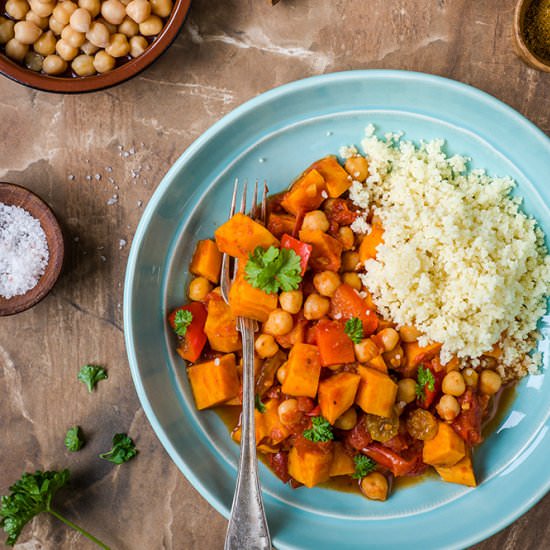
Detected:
[{"left": 1, "top": 0, "right": 549, "bottom": 548}]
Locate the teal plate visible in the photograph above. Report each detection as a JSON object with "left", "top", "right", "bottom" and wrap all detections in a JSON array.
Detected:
[{"left": 124, "top": 71, "right": 550, "bottom": 549}]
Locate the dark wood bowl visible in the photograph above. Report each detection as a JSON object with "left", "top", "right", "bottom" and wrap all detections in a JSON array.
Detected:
[
  {"left": 0, "top": 182, "right": 64, "bottom": 316},
  {"left": 514, "top": 0, "right": 550, "bottom": 72},
  {"left": 0, "top": 0, "right": 191, "bottom": 93}
]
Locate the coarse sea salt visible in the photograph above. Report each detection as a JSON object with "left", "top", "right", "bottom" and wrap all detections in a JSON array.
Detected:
[{"left": 0, "top": 202, "right": 49, "bottom": 299}]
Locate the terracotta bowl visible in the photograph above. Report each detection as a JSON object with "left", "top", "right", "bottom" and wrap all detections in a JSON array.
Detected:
[
  {"left": 0, "top": 0, "right": 192, "bottom": 93},
  {"left": 0, "top": 182, "right": 64, "bottom": 316},
  {"left": 514, "top": 0, "right": 550, "bottom": 72}
]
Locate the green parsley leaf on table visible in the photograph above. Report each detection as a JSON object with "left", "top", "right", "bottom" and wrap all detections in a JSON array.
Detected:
[
  {"left": 303, "top": 416, "right": 334, "bottom": 443},
  {"left": 245, "top": 246, "right": 302, "bottom": 294},
  {"left": 65, "top": 426, "right": 84, "bottom": 452},
  {"left": 344, "top": 317, "right": 364, "bottom": 343},
  {"left": 255, "top": 394, "right": 266, "bottom": 413},
  {"left": 173, "top": 309, "right": 193, "bottom": 337},
  {"left": 351, "top": 455, "right": 377, "bottom": 479},
  {"left": 415, "top": 364, "right": 435, "bottom": 401},
  {"left": 99, "top": 433, "right": 138, "bottom": 464},
  {"left": 0, "top": 470, "right": 110, "bottom": 549},
  {"left": 77, "top": 364, "right": 108, "bottom": 393}
]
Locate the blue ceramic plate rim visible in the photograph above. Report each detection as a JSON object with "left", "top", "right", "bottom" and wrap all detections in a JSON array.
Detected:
[{"left": 124, "top": 70, "right": 550, "bottom": 549}]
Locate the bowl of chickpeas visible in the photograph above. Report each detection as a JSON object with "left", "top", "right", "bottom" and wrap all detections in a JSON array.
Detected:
[{"left": 0, "top": 0, "right": 191, "bottom": 92}]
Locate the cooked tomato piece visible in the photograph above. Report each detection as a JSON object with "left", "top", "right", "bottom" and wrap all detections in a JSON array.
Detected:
[
  {"left": 324, "top": 198, "right": 359, "bottom": 226},
  {"left": 330, "top": 284, "right": 379, "bottom": 335},
  {"left": 168, "top": 302, "right": 208, "bottom": 363},
  {"left": 452, "top": 388, "right": 483, "bottom": 445}
]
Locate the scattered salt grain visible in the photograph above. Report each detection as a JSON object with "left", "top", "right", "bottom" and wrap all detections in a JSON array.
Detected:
[
  {"left": 119, "top": 239, "right": 127, "bottom": 250},
  {"left": 321, "top": 190, "right": 328, "bottom": 199},
  {"left": 106, "top": 195, "right": 118, "bottom": 206},
  {"left": 85, "top": 175, "right": 92, "bottom": 181},
  {"left": 137, "top": 200, "right": 143, "bottom": 208},
  {"left": 67, "top": 174, "right": 75, "bottom": 181},
  {"left": 214, "top": 358, "right": 221, "bottom": 366},
  {"left": 100, "top": 255, "right": 107, "bottom": 262},
  {"left": 326, "top": 131, "right": 333, "bottom": 136},
  {"left": 0, "top": 203, "right": 49, "bottom": 299},
  {"left": 95, "top": 174, "right": 101, "bottom": 181},
  {"left": 106, "top": 166, "right": 113, "bottom": 173},
  {"left": 259, "top": 158, "right": 266, "bottom": 163}
]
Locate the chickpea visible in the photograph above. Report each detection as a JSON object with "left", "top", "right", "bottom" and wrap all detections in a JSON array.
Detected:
[
  {"left": 338, "top": 226, "right": 355, "bottom": 249},
  {"left": 360, "top": 472, "right": 388, "bottom": 501},
  {"left": 55, "top": 38, "right": 78, "bottom": 60},
  {"left": 86, "top": 21, "right": 110, "bottom": 47},
  {"left": 5, "top": 38, "right": 28, "bottom": 61},
  {"left": 333, "top": 407, "right": 357, "bottom": 430},
  {"left": 479, "top": 369, "right": 502, "bottom": 396},
  {"left": 313, "top": 270, "right": 341, "bottom": 297},
  {"left": 13, "top": 20, "right": 42, "bottom": 44},
  {"left": 340, "top": 272, "right": 361, "bottom": 291},
  {"left": 52, "top": 1, "right": 77, "bottom": 25},
  {"left": 399, "top": 325, "right": 422, "bottom": 343},
  {"left": 263, "top": 308, "right": 293, "bottom": 337},
  {"left": 70, "top": 53, "right": 95, "bottom": 75},
  {"left": 97, "top": 16, "right": 117, "bottom": 33},
  {"left": 354, "top": 338, "right": 379, "bottom": 363},
  {"left": 377, "top": 327, "right": 399, "bottom": 352},
  {"left": 25, "top": 11, "right": 49, "bottom": 30},
  {"left": 0, "top": 17, "right": 15, "bottom": 45},
  {"left": 42, "top": 53, "right": 67, "bottom": 74},
  {"left": 187, "top": 276, "right": 212, "bottom": 301},
  {"left": 80, "top": 39, "right": 99, "bottom": 54},
  {"left": 344, "top": 155, "right": 369, "bottom": 182},
  {"left": 150, "top": 0, "right": 172, "bottom": 17},
  {"left": 397, "top": 378, "right": 416, "bottom": 404},
  {"left": 101, "top": 0, "right": 126, "bottom": 25},
  {"left": 78, "top": 0, "right": 100, "bottom": 17},
  {"left": 462, "top": 367, "right": 479, "bottom": 388},
  {"left": 384, "top": 344, "right": 404, "bottom": 369},
  {"left": 302, "top": 210, "right": 329, "bottom": 232},
  {"left": 33, "top": 29, "right": 56, "bottom": 54},
  {"left": 254, "top": 334, "right": 279, "bottom": 359},
  {"left": 278, "top": 399, "right": 302, "bottom": 426},
  {"left": 342, "top": 250, "right": 360, "bottom": 272},
  {"left": 28, "top": 0, "right": 54, "bottom": 18},
  {"left": 23, "top": 50, "right": 43, "bottom": 70},
  {"left": 436, "top": 394, "right": 460, "bottom": 421},
  {"left": 104, "top": 32, "right": 129, "bottom": 56},
  {"left": 61, "top": 24, "right": 85, "bottom": 47},
  {"left": 5, "top": 0, "right": 30, "bottom": 21},
  {"left": 139, "top": 13, "right": 162, "bottom": 35},
  {"left": 278, "top": 290, "right": 303, "bottom": 314},
  {"left": 128, "top": 33, "right": 147, "bottom": 56},
  {"left": 48, "top": 16, "right": 65, "bottom": 35},
  {"left": 118, "top": 16, "right": 139, "bottom": 36},
  {"left": 276, "top": 363, "right": 287, "bottom": 385},
  {"left": 303, "top": 293, "right": 330, "bottom": 320},
  {"left": 442, "top": 371, "right": 466, "bottom": 397},
  {"left": 69, "top": 7, "right": 91, "bottom": 32},
  {"left": 126, "top": 0, "right": 151, "bottom": 23}
]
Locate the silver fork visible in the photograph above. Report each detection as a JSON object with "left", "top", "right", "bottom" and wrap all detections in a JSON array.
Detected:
[{"left": 222, "top": 179, "right": 272, "bottom": 550}]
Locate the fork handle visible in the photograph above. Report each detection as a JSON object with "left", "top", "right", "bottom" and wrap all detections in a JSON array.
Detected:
[{"left": 224, "top": 317, "right": 272, "bottom": 550}]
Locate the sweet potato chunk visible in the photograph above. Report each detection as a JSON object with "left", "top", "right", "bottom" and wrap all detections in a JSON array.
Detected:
[
  {"left": 190, "top": 239, "right": 222, "bottom": 283},
  {"left": 187, "top": 354, "right": 240, "bottom": 410},
  {"left": 298, "top": 229, "right": 343, "bottom": 271},
  {"left": 288, "top": 443, "right": 333, "bottom": 487},
  {"left": 204, "top": 293, "right": 241, "bottom": 353},
  {"left": 423, "top": 422, "right": 466, "bottom": 467},
  {"left": 435, "top": 452, "right": 477, "bottom": 487},
  {"left": 359, "top": 224, "right": 384, "bottom": 262},
  {"left": 229, "top": 269, "right": 278, "bottom": 322},
  {"left": 214, "top": 213, "right": 279, "bottom": 259},
  {"left": 318, "top": 372, "right": 361, "bottom": 425},
  {"left": 355, "top": 366, "right": 397, "bottom": 418},
  {"left": 281, "top": 343, "right": 321, "bottom": 398},
  {"left": 329, "top": 442, "right": 355, "bottom": 477},
  {"left": 403, "top": 341, "right": 442, "bottom": 370},
  {"left": 310, "top": 156, "right": 351, "bottom": 198},
  {"left": 281, "top": 169, "right": 327, "bottom": 216},
  {"left": 267, "top": 212, "right": 296, "bottom": 239},
  {"left": 367, "top": 354, "right": 388, "bottom": 373}
]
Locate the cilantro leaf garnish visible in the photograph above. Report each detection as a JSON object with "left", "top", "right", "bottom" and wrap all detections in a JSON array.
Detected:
[
  {"left": 77, "top": 365, "right": 108, "bottom": 393},
  {"left": 245, "top": 246, "right": 302, "bottom": 294},
  {"left": 0, "top": 470, "right": 109, "bottom": 548},
  {"left": 351, "top": 454, "right": 377, "bottom": 479},
  {"left": 255, "top": 394, "right": 266, "bottom": 413},
  {"left": 415, "top": 364, "right": 435, "bottom": 401},
  {"left": 64, "top": 426, "right": 84, "bottom": 452},
  {"left": 173, "top": 309, "right": 193, "bottom": 337},
  {"left": 99, "top": 433, "right": 137, "bottom": 465},
  {"left": 303, "top": 416, "right": 334, "bottom": 443},
  {"left": 345, "top": 317, "right": 364, "bottom": 344}
]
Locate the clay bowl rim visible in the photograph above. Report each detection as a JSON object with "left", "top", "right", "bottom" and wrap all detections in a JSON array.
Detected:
[
  {"left": 0, "top": 182, "right": 64, "bottom": 316},
  {"left": 0, "top": 0, "right": 192, "bottom": 94},
  {"left": 513, "top": 0, "right": 550, "bottom": 72}
]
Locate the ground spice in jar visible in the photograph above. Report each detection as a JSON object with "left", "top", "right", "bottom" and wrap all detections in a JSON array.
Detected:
[{"left": 524, "top": 0, "right": 550, "bottom": 62}]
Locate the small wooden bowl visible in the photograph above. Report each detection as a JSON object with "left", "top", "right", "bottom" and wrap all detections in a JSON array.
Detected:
[
  {"left": 0, "top": 182, "right": 64, "bottom": 316},
  {"left": 514, "top": 0, "right": 550, "bottom": 72}
]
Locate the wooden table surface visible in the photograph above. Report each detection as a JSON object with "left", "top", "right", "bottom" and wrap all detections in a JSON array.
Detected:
[{"left": 1, "top": 0, "right": 549, "bottom": 548}]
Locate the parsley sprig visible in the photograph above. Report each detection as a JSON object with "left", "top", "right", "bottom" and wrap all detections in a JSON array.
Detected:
[
  {"left": 351, "top": 455, "right": 377, "bottom": 479},
  {"left": 344, "top": 317, "right": 364, "bottom": 344},
  {"left": 99, "top": 433, "right": 138, "bottom": 465},
  {"left": 245, "top": 246, "right": 302, "bottom": 294},
  {"left": 0, "top": 470, "right": 110, "bottom": 548},
  {"left": 64, "top": 426, "right": 84, "bottom": 452},
  {"left": 303, "top": 416, "right": 334, "bottom": 443},
  {"left": 255, "top": 394, "right": 266, "bottom": 413},
  {"left": 173, "top": 309, "right": 193, "bottom": 337},
  {"left": 77, "top": 365, "right": 108, "bottom": 393},
  {"left": 415, "top": 365, "right": 435, "bottom": 401}
]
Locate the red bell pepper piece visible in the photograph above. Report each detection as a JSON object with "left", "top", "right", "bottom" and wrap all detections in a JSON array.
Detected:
[
  {"left": 168, "top": 302, "right": 208, "bottom": 363},
  {"left": 416, "top": 363, "right": 444, "bottom": 409},
  {"left": 344, "top": 415, "right": 372, "bottom": 451},
  {"left": 314, "top": 318, "right": 355, "bottom": 366},
  {"left": 361, "top": 443, "right": 418, "bottom": 477},
  {"left": 452, "top": 388, "right": 483, "bottom": 445},
  {"left": 281, "top": 233, "right": 312, "bottom": 276},
  {"left": 330, "top": 283, "right": 378, "bottom": 335},
  {"left": 269, "top": 451, "right": 291, "bottom": 483}
]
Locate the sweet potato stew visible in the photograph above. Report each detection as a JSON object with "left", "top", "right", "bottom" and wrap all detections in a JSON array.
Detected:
[{"left": 168, "top": 144, "right": 548, "bottom": 500}]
